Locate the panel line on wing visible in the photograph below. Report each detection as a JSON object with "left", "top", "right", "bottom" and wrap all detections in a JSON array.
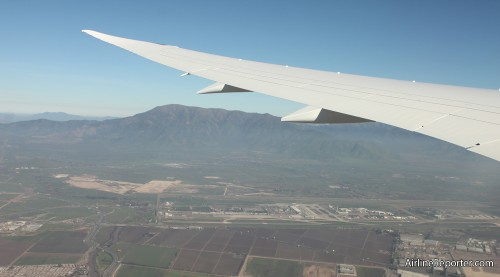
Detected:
[
  {"left": 202, "top": 68, "right": 500, "bottom": 125},
  {"left": 157, "top": 50, "right": 500, "bottom": 113},
  {"left": 157, "top": 51, "right": 500, "bottom": 118}
]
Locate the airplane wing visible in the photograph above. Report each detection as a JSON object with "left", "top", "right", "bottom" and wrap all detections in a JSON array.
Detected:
[{"left": 82, "top": 30, "right": 500, "bottom": 162}]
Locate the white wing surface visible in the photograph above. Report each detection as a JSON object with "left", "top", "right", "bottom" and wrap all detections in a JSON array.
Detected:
[{"left": 82, "top": 30, "right": 500, "bottom": 162}]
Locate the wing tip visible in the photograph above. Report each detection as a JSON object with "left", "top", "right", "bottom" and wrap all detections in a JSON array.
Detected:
[{"left": 82, "top": 29, "right": 99, "bottom": 36}]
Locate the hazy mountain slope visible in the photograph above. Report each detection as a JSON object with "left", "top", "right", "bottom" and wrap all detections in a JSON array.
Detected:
[
  {"left": 0, "top": 112, "right": 114, "bottom": 123},
  {"left": 0, "top": 105, "right": 388, "bottom": 161},
  {"left": 1, "top": 104, "right": 499, "bottom": 202}
]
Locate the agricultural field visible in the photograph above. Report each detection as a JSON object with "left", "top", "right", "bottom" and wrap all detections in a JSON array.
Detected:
[
  {"left": 14, "top": 253, "right": 81, "bottom": 265},
  {"left": 0, "top": 196, "right": 70, "bottom": 215},
  {"left": 0, "top": 239, "right": 33, "bottom": 266},
  {"left": 162, "top": 227, "right": 392, "bottom": 267},
  {"left": 117, "top": 226, "right": 160, "bottom": 243},
  {"left": 121, "top": 244, "right": 177, "bottom": 268},
  {"left": 38, "top": 206, "right": 96, "bottom": 221},
  {"left": 95, "top": 250, "right": 113, "bottom": 273},
  {"left": 102, "top": 226, "right": 394, "bottom": 276},
  {"left": 116, "top": 264, "right": 166, "bottom": 277},
  {"left": 245, "top": 257, "right": 303, "bottom": 277},
  {"left": 149, "top": 229, "right": 200, "bottom": 248},
  {"left": 29, "top": 231, "right": 88, "bottom": 254},
  {"left": 0, "top": 193, "right": 19, "bottom": 201},
  {"left": 172, "top": 249, "right": 200, "bottom": 271},
  {"left": 104, "top": 206, "right": 155, "bottom": 224},
  {"left": 116, "top": 264, "right": 218, "bottom": 277},
  {"left": 356, "top": 266, "right": 386, "bottom": 277}
]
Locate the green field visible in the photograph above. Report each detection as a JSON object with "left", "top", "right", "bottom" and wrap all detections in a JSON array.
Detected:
[
  {"left": 96, "top": 250, "right": 113, "bottom": 273},
  {"left": 356, "top": 266, "right": 386, "bottom": 277},
  {"left": 105, "top": 207, "right": 155, "bottom": 224},
  {"left": 37, "top": 223, "right": 76, "bottom": 232},
  {"left": 122, "top": 244, "right": 177, "bottom": 268},
  {"left": 116, "top": 264, "right": 167, "bottom": 277},
  {"left": 40, "top": 206, "right": 96, "bottom": 220},
  {"left": 15, "top": 253, "right": 81, "bottom": 265},
  {"left": 0, "top": 182, "right": 24, "bottom": 192},
  {"left": 117, "top": 265, "right": 218, "bottom": 277},
  {"left": 0, "top": 193, "right": 19, "bottom": 200},
  {"left": 246, "top": 257, "right": 303, "bottom": 277},
  {"left": 0, "top": 196, "right": 70, "bottom": 215}
]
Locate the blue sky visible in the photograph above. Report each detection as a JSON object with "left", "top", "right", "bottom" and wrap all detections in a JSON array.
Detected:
[{"left": 1, "top": 0, "right": 499, "bottom": 117}]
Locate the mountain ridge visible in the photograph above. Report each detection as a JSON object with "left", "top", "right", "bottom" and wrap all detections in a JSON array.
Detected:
[
  {"left": 0, "top": 112, "right": 115, "bottom": 123},
  {"left": 0, "top": 104, "right": 492, "bottom": 163}
]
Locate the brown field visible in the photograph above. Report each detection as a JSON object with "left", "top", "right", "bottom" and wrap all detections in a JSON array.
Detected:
[
  {"left": 171, "top": 249, "right": 200, "bottom": 271},
  {"left": 213, "top": 253, "right": 244, "bottom": 276},
  {"left": 15, "top": 252, "right": 82, "bottom": 265},
  {"left": 159, "top": 227, "right": 393, "bottom": 268},
  {"left": 359, "top": 249, "right": 392, "bottom": 265},
  {"left": 204, "top": 229, "right": 235, "bottom": 252},
  {"left": 184, "top": 228, "right": 216, "bottom": 250},
  {"left": 192, "top": 251, "right": 221, "bottom": 273},
  {"left": 276, "top": 243, "right": 302, "bottom": 260},
  {"left": 246, "top": 228, "right": 277, "bottom": 237},
  {"left": 279, "top": 228, "right": 307, "bottom": 236},
  {"left": 299, "top": 247, "right": 316, "bottom": 261},
  {"left": 224, "top": 233, "right": 255, "bottom": 254},
  {"left": 62, "top": 174, "right": 194, "bottom": 194},
  {"left": 303, "top": 264, "right": 336, "bottom": 277},
  {"left": 29, "top": 231, "right": 87, "bottom": 254},
  {"left": 298, "top": 237, "right": 328, "bottom": 250},
  {"left": 0, "top": 239, "right": 33, "bottom": 266},
  {"left": 108, "top": 226, "right": 394, "bottom": 275},
  {"left": 64, "top": 175, "right": 137, "bottom": 194},
  {"left": 363, "top": 232, "right": 394, "bottom": 252},
  {"left": 314, "top": 250, "right": 345, "bottom": 264},
  {"left": 117, "top": 226, "right": 160, "bottom": 244},
  {"left": 273, "top": 231, "right": 301, "bottom": 244},
  {"left": 148, "top": 229, "right": 199, "bottom": 248},
  {"left": 250, "top": 238, "right": 277, "bottom": 257}
]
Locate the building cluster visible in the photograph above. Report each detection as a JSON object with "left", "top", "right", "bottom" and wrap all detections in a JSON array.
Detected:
[
  {"left": 0, "top": 221, "right": 42, "bottom": 234},
  {"left": 408, "top": 207, "right": 499, "bottom": 220},
  {"left": 328, "top": 205, "right": 417, "bottom": 221},
  {"left": 337, "top": 264, "right": 357, "bottom": 276},
  {"left": 396, "top": 234, "right": 461, "bottom": 276},
  {"left": 455, "top": 237, "right": 496, "bottom": 254},
  {"left": 0, "top": 264, "right": 88, "bottom": 277}
]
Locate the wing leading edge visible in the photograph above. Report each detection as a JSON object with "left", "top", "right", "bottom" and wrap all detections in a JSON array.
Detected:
[{"left": 82, "top": 30, "right": 500, "bottom": 162}]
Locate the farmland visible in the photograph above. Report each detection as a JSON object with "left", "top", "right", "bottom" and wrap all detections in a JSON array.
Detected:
[
  {"left": 93, "top": 226, "right": 394, "bottom": 276},
  {"left": 116, "top": 265, "right": 218, "bottom": 277},
  {"left": 0, "top": 230, "right": 88, "bottom": 269},
  {"left": 0, "top": 239, "right": 33, "bottom": 266},
  {"left": 29, "top": 231, "right": 87, "bottom": 253},
  {"left": 121, "top": 244, "right": 177, "bottom": 268},
  {"left": 246, "top": 257, "right": 303, "bottom": 277},
  {"left": 2, "top": 111, "right": 499, "bottom": 277},
  {"left": 15, "top": 253, "right": 81, "bottom": 265}
]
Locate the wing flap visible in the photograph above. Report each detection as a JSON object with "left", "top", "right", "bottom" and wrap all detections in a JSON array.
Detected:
[{"left": 281, "top": 106, "right": 371, "bottom": 124}]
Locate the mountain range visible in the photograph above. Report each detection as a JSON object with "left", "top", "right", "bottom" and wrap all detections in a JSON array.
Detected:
[
  {"left": 0, "top": 112, "right": 115, "bottom": 123},
  {"left": 1, "top": 104, "right": 499, "bottom": 202},
  {"left": 0, "top": 104, "right": 493, "bottom": 163}
]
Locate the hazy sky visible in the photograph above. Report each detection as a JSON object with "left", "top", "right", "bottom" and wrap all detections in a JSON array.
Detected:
[{"left": 1, "top": 0, "right": 499, "bottom": 117}]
